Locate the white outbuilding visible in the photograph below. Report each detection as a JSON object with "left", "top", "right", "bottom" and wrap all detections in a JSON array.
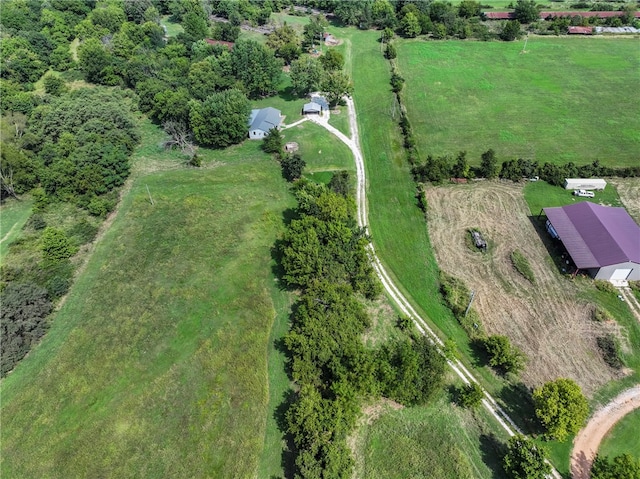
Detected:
[{"left": 563, "top": 178, "right": 607, "bottom": 190}]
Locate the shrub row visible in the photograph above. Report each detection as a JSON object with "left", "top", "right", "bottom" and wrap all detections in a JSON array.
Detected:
[{"left": 279, "top": 179, "right": 445, "bottom": 477}]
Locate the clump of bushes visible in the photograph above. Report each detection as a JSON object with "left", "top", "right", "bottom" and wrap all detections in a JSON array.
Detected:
[
  {"left": 458, "top": 382, "right": 484, "bottom": 409},
  {"left": 595, "top": 280, "right": 618, "bottom": 295},
  {"left": 511, "top": 250, "right": 535, "bottom": 283},
  {"left": 439, "top": 271, "right": 485, "bottom": 338},
  {"left": 592, "top": 305, "right": 614, "bottom": 322},
  {"left": 482, "top": 334, "right": 526, "bottom": 375},
  {"left": 597, "top": 334, "right": 624, "bottom": 369},
  {"left": 0, "top": 282, "right": 52, "bottom": 376}
]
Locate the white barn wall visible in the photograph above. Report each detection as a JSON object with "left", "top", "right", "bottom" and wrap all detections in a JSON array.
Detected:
[{"left": 594, "top": 262, "right": 640, "bottom": 281}]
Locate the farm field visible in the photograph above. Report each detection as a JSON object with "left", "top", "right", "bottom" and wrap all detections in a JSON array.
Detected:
[
  {"left": 598, "top": 408, "right": 640, "bottom": 459},
  {"left": 397, "top": 38, "right": 640, "bottom": 167},
  {"left": 0, "top": 196, "right": 32, "bottom": 261},
  {"left": 352, "top": 387, "right": 508, "bottom": 479},
  {"left": 424, "top": 181, "right": 620, "bottom": 396},
  {"left": 611, "top": 178, "right": 640, "bottom": 222},
  {"left": 0, "top": 140, "right": 294, "bottom": 478}
]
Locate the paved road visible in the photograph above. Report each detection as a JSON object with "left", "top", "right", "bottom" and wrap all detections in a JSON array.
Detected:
[{"left": 308, "top": 98, "right": 563, "bottom": 479}]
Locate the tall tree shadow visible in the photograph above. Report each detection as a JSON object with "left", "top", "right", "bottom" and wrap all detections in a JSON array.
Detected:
[
  {"left": 498, "top": 381, "right": 544, "bottom": 436},
  {"left": 479, "top": 433, "right": 508, "bottom": 478}
]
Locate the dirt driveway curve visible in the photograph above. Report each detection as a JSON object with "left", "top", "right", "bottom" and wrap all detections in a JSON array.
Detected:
[{"left": 571, "top": 385, "right": 640, "bottom": 479}]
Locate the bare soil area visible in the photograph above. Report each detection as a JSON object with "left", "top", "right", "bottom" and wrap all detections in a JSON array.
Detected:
[
  {"left": 425, "top": 181, "right": 620, "bottom": 395},
  {"left": 610, "top": 178, "right": 640, "bottom": 223}
]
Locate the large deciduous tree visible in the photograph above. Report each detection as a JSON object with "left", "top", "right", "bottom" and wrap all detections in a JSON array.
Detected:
[
  {"left": 591, "top": 454, "right": 640, "bottom": 479},
  {"left": 503, "top": 434, "right": 551, "bottom": 479},
  {"left": 514, "top": 0, "right": 540, "bottom": 24},
  {"left": 290, "top": 56, "right": 324, "bottom": 97},
  {"left": 533, "top": 378, "right": 589, "bottom": 441},
  {"left": 322, "top": 71, "right": 353, "bottom": 106},
  {"left": 231, "top": 40, "right": 282, "bottom": 99},
  {"left": 189, "top": 88, "right": 251, "bottom": 148}
]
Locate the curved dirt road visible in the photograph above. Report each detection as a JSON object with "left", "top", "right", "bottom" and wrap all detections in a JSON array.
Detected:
[
  {"left": 571, "top": 385, "right": 640, "bottom": 479},
  {"left": 309, "top": 99, "right": 563, "bottom": 478}
]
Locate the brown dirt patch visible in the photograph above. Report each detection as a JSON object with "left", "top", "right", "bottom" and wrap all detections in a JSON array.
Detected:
[
  {"left": 425, "top": 181, "right": 620, "bottom": 395},
  {"left": 571, "top": 385, "right": 640, "bottom": 479},
  {"left": 610, "top": 178, "right": 640, "bottom": 223}
]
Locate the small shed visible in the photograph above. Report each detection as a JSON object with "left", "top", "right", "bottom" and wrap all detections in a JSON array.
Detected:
[
  {"left": 302, "top": 102, "right": 323, "bottom": 115},
  {"left": 563, "top": 178, "right": 607, "bottom": 190},
  {"left": 248, "top": 107, "right": 282, "bottom": 139},
  {"left": 568, "top": 26, "right": 593, "bottom": 34},
  {"left": 285, "top": 142, "right": 299, "bottom": 152}
]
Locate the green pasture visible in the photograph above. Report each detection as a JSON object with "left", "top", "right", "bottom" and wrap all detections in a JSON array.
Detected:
[
  {"left": 524, "top": 180, "right": 624, "bottom": 216},
  {"left": 0, "top": 138, "right": 294, "bottom": 478},
  {"left": 0, "top": 196, "right": 32, "bottom": 261},
  {"left": 357, "top": 384, "right": 508, "bottom": 479},
  {"left": 397, "top": 38, "right": 640, "bottom": 167},
  {"left": 599, "top": 408, "right": 640, "bottom": 459},
  {"left": 345, "top": 29, "right": 503, "bottom": 393}
]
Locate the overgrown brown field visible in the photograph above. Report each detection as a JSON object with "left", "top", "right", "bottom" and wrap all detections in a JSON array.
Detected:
[
  {"left": 610, "top": 178, "right": 640, "bottom": 223},
  {"left": 425, "top": 181, "right": 621, "bottom": 395}
]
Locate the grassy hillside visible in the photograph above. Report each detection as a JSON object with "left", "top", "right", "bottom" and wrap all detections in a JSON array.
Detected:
[
  {"left": 0, "top": 142, "right": 294, "bottom": 478},
  {"left": 397, "top": 38, "right": 640, "bottom": 167},
  {"left": 355, "top": 388, "right": 508, "bottom": 479},
  {"left": 0, "top": 196, "right": 32, "bottom": 261}
]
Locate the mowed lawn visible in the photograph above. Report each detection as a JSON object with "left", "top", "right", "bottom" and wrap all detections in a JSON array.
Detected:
[
  {"left": 0, "top": 147, "right": 294, "bottom": 478},
  {"left": 598, "top": 408, "right": 640, "bottom": 459},
  {"left": 398, "top": 38, "right": 640, "bottom": 166}
]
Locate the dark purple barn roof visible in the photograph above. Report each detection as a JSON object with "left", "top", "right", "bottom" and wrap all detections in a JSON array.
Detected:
[{"left": 544, "top": 202, "right": 640, "bottom": 269}]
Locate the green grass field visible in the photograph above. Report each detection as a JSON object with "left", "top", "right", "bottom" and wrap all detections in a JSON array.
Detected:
[
  {"left": 346, "top": 28, "right": 503, "bottom": 392},
  {"left": 524, "top": 180, "right": 624, "bottom": 216},
  {"left": 356, "top": 383, "right": 508, "bottom": 479},
  {"left": 160, "top": 15, "right": 183, "bottom": 38},
  {"left": 397, "top": 38, "right": 640, "bottom": 167},
  {"left": 0, "top": 135, "right": 295, "bottom": 478},
  {"left": 0, "top": 196, "right": 32, "bottom": 261},
  {"left": 599, "top": 408, "right": 640, "bottom": 459}
]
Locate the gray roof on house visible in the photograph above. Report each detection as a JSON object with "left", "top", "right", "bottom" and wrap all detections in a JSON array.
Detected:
[
  {"left": 249, "top": 107, "right": 281, "bottom": 133},
  {"left": 310, "top": 95, "right": 329, "bottom": 110},
  {"left": 303, "top": 102, "right": 322, "bottom": 113},
  {"left": 544, "top": 202, "right": 640, "bottom": 269}
]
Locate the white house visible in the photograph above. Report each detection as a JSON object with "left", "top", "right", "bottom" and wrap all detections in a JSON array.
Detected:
[{"left": 248, "top": 107, "right": 282, "bottom": 139}]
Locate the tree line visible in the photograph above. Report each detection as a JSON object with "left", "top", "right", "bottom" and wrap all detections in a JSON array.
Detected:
[{"left": 277, "top": 178, "right": 446, "bottom": 478}]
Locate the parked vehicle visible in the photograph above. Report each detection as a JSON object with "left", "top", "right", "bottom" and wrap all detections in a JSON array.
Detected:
[{"left": 573, "top": 189, "right": 595, "bottom": 198}]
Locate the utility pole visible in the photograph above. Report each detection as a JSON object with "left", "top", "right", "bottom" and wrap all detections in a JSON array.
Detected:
[{"left": 464, "top": 290, "right": 476, "bottom": 317}]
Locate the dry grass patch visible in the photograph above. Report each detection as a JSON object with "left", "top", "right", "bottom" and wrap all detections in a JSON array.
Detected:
[
  {"left": 610, "top": 178, "right": 640, "bottom": 223},
  {"left": 424, "top": 181, "right": 620, "bottom": 395}
]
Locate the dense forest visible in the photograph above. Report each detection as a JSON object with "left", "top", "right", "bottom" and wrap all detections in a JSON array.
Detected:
[{"left": 0, "top": 0, "right": 356, "bottom": 376}]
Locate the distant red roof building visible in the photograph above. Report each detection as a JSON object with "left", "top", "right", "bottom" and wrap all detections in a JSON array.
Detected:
[
  {"left": 568, "top": 26, "right": 593, "bottom": 34},
  {"left": 484, "top": 10, "right": 640, "bottom": 20},
  {"left": 484, "top": 12, "right": 515, "bottom": 19},
  {"left": 204, "top": 39, "right": 234, "bottom": 49},
  {"left": 541, "top": 11, "right": 640, "bottom": 19}
]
